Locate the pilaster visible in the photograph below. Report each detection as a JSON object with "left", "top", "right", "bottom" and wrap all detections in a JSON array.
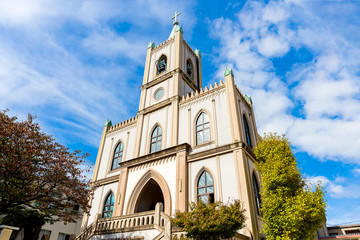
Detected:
[
  {"left": 114, "top": 167, "right": 129, "bottom": 216},
  {"left": 175, "top": 150, "right": 188, "bottom": 212},
  {"left": 224, "top": 68, "right": 241, "bottom": 142}
]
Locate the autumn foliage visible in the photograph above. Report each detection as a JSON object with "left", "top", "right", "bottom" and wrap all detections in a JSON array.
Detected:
[
  {"left": 254, "top": 133, "right": 326, "bottom": 240},
  {"left": 0, "top": 110, "right": 93, "bottom": 225},
  {"left": 172, "top": 200, "right": 246, "bottom": 240}
]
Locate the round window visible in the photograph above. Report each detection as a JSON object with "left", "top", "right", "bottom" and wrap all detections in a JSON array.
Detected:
[{"left": 154, "top": 88, "right": 164, "bottom": 100}]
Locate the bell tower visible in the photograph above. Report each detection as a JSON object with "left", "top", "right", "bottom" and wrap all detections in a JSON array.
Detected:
[{"left": 138, "top": 12, "right": 202, "bottom": 112}]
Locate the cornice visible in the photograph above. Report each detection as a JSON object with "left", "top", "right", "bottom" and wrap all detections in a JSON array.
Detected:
[{"left": 120, "top": 143, "right": 191, "bottom": 169}]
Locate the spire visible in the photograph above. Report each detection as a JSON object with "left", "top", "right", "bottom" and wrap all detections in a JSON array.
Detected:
[{"left": 169, "top": 11, "right": 183, "bottom": 39}]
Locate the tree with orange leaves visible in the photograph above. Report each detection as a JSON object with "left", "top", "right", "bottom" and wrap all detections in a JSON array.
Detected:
[{"left": 0, "top": 110, "right": 94, "bottom": 240}]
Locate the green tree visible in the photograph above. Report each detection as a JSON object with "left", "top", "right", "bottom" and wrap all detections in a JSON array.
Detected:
[
  {"left": 172, "top": 200, "right": 246, "bottom": 240},
  {"left": 0, "top": 110, "right": 94, "bottom": 240},
  {"left": 254, "top": 133, "right": 326, "bottom": 240}
]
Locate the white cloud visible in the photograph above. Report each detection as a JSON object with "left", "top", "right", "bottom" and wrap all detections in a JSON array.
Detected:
[
  {"left": 307, "top": 175, "right": 360, "bottom": 199},
  {"left": 210, "top": 0, "right": 360, "bottom": 162},
  {"left": 257, "top": 35, "right": 289, "bottom": 58}
]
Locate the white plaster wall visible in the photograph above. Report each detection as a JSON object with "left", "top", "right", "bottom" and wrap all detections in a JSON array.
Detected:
[
  {"left": 214, "top": 91, "right": 232, "bottom": 146},
  {"left": 122, "top": 157, "right": 177, "bottom": 216},
  {"left": 97, "top": 124, "right": 137, "bottom": 180},
  {"left": 139, "top": 106, "right": 169, "bottom": 156},
  {"left": 219, "top": 153, "right": 239, "bottom": 201},
  {"left": 145, "top": 79, "right": 168, "bottom": 108},
  {"left": 90, "top": 229, "right": 161, "bottom": 240},
  {"left": 41, "top": 217, "right": 82, "bottom": 240},
  {"left": 188, "top": 157, "right": 218, "bottom": 203}
]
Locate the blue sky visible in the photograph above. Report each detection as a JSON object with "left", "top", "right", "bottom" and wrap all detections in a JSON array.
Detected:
[{"left": 1, "top": 0, "right": 359, "bottom": 226}]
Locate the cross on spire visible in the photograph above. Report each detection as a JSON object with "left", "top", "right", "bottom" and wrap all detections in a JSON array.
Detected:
[{"left": 172, "top": 11, "right": 181, "bottom": 25}]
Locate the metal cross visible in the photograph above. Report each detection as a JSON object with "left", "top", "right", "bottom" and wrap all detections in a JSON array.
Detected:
[{"left": 172, "top": 11, "right": 181, "bottom": 23}]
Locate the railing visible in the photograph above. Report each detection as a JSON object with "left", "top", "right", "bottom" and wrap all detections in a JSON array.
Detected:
[{"left": 76, "top": 203, "right": 172, "bottom": 240}]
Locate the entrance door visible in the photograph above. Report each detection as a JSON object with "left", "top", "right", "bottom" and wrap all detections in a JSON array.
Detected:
[{"left": 134, "top": 179, "right": 165, "bottom": 213}]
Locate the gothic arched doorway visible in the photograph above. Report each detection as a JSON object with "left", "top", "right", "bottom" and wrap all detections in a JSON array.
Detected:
[
  {"left": 126, "top": 169, "right": 172, "bottom": 215},
  {"left": 135, "top": 179, "right": 164, "bottom": 213}
]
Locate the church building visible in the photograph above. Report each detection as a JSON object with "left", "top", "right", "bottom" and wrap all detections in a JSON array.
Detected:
[{"left": 77, "top": 13, "right": 263, "bottom": 240}]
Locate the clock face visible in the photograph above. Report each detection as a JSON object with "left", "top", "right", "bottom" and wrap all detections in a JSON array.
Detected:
[{"left": 154, "top": 88, "right": 164, "bottom": 100}]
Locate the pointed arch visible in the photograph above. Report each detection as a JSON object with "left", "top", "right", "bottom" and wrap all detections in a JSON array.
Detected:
[
  {"left": 156, "top": 54, "right": 167, "bottom": 75},
  {"left": 186, "top": 58, "right": 193, "bottom": 79},
  {"left": 252, "top": 171, "right": 262, "bottom": 215},
  {"left": 193, "top": 109, "right": 212, "bottom": 146},
  {"left": 102, "top": 190, "right": 115, "bottom": 218},
  {"left": 111, "top": 140, "right": 124, "bottom": 170},
  {"left": 194, "top": 167, "right": 216, "bottom": 204},
  {"left": 243, "top": 113, "right": 252, "bottom": 148},
  {"left": 126, "top": 169, "right": 172, "bottom": 215},
  {"left": 149, "top": 124, "right": 163, "bottom": 153}
]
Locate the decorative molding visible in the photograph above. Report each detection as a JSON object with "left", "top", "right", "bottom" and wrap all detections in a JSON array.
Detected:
[
  {"left": 138, "top": 96, "right": 178, "bottom": 115},
  {"left": 93, "top": 174, "right": 120, "bottom": 187},
  {"left": 108, "top": 116, "right": 138, "bottom": 134},
  {"left": 179, "top": 81, "right": 226, "bottom": 107},
  {"left": 152, "top": 37, "right": 175, "bottom": 53},
  {"left": 120, "top": 143, "right": 190, "bottom": 169},
  {"left": 187, "top": 141, "right": 257, "bottom": 162}
]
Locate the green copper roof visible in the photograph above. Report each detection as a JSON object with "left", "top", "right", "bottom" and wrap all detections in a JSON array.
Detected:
[
  {"left": 244, "top": 95, "right": 253, "bottom": 105},
  {"left": 169, "top": 24, "right": 183, "bottom": 39},
  {"left": 224, "top": 67, "right": 234, "bottom": 77},
  {"left": 195, "top": 49, "right": 201, "bottom": 57},
  {"left": 147, "top": 42, "right": 155, "bottom": 49},
  {"left": 104, "top": 119, "right": 112, "bottom": 127}
]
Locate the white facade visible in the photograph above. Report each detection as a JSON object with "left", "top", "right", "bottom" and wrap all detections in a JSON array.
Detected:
[{"left": 78, "top": 19, "right": 263, "bottom": 240}]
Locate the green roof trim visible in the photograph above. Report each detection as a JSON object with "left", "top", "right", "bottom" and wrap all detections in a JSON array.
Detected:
[
  {"left": 169, "top": 24, "right": 183, "bottom": 39},
  {"left": 104, "top": 119, "right": 112, "bottom": 127},
  {"left": 224, "top": 67, "right": 234, "bottom": 77},
  {"left": 147, "top": 42, "right": 155, "bottom": 49},
  {"left": 244, "top": 94, "right": 253, "bottom": 105},
  {"left": 195, "top": 49, "right": 201, "bottom": 57}
]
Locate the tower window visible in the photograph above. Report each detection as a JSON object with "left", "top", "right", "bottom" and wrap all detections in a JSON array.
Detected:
[
  {"left": 150, "top": 125, "right": 162, "bottom": 153},
  {"left": 186, "top": 59, "right": 193, "bottom": 78},
  {"left": 197, "top": 170, "right": 214, "bottom": 204},
  {"left": 103, "top": 192, "right": 115, "bottom": 218},
  {"left": 156, "top": 55, "right": 167, "bottom": 75},
  {"left": 243, "top": 115, "right": 252, "bottom": 148},
  {"left": 253, "top": 173, "right": 262, "bottom": 215},
  {"left": 111, "top": 142, "right": 123, "bottom": 170},
  {"left": 196, "top": 112, "right": 210, "bottom": 145}
]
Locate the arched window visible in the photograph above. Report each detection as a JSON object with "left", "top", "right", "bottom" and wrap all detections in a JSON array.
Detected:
[
  {"left": 103, "top": 192, "right": 115, "bottom": 218},
  {"left": 111, "top": 142, "right": 123, "bottom": 170},
  {"left": 156, "top": 55, "right": 167, "bottom": 75},
  {"left": 197, "top": 170, "right": 214, "bottom": 204},
  {"left": 243, "top": 115, "right": 252, "bottom": 148},
  {"left": 186, "top": 59, "right": 193, "bottom": 78},
  {"left": 253, "top": 173, "right": 261, "bottom": 215},
  {"left": 196, "top": 112, "right": 210, "bottom": 145},
  {"left": 150, "top": 126, "right": 162, "bottom": 153}
]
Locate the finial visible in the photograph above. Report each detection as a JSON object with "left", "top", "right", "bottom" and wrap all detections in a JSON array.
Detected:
[
  {"left": 224, "top": 67, "right": 234, "bottom": 77},
  {"left": 172, "top": 11, "right": 181, "bottom": 25},
  {"left": 104, "top": 119, "right": 112, "bottom": 127},
  {"left": 148, "top": 41, "right": 155, "bottom": 49},
  {"left": 195, "top": 49, "right": 201, "bottom": 57},
  {"left": 244, "top": 94, "right": 253, "bottom": 105}
]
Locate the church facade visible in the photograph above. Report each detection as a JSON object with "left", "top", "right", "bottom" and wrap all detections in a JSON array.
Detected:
[{"left": 77, "top": 14, "right": 263, "bottom": 240}]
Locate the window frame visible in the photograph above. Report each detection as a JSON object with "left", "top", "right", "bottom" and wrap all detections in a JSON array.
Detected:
[
  {"left": 102, "top": 191, "right": 115, "bottom": 218},
  {"left": 186, "top": 58, "right": 193, "bottom": 79},
  {"left": 111, "top": 141, "right": 124, "bottom": 170},
  {"left": 195, "top": 112, "right": 211, "bottom": 146},
  {"left": 253, "top": 173, "right": 262, "bottom": 215},
  {"left": 150, "top": 125, "right": 162, "bottom": 153},
  {"left": 197, "top": 170, "right": 215, "bottom": 204},
  {"left": 243, "top": 114, "right": 252, "bottom": 148},
  {"left": 156, "top": 55, "right": 167, "bottom": 75}
]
